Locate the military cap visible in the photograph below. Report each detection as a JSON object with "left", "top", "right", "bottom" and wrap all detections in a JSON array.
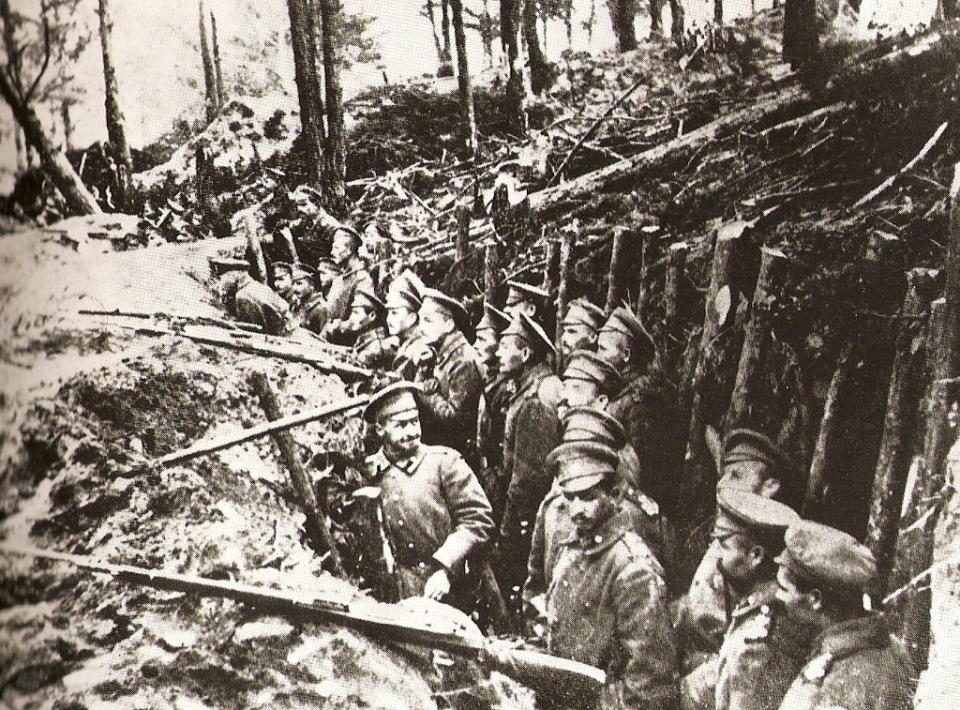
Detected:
[
  {"left": 315, "top": 258, "right": 339, "bottom": 275},
  {"left": 714, "top": 487, "right": 800, "bottom": 538},
  {"left": 775, "top": 520, "right": 876, "bottom": 590},
  {"left": 600, "top": 306, "right": 653, "bottom": 350},
  {"left": 353, "top": 286, "right": 386, "bottom": 315},
  {"left": 562, "top": 349, "right": 621, "bottom": 393},
  {"left": 506, "top": 280, "right": 550, "bottom": 306},
  {"left": 332, "top": 224, "right": 363, "bottom": 247},
  {"left": 385, "top": 278, "right": 423, "bottom": 312},
  {"left": 272, "top": 261, "right": 293, "bottom": 275},
  {"left": 389, "top": 269, "right": 425, "bottom": 300},
  {"left": 475, "top": 303, "right": 510, "bottom": 334},
  {"left": 547, "top": 441, "right": 620, "bottom": 493},
  {"left": 289, "top": 263, "right": 317, "bottom": 283},
  {"left": 561, "top": 298, "right": 606, "bottom": 330},
  {"left": 421, "top": 288, "right": 469, "bottom": 331},
  {"left": 723, "top": 428, "right": 791, "bottom": 477},
  {"left": 502, "top": 312, "right": 556, "bottom": 358},
  {"left": 561, "top": 406, "right": 626, "bottom": 448},
  {"left": 363, "top": 381, "right": 423, "bottom": 423}
]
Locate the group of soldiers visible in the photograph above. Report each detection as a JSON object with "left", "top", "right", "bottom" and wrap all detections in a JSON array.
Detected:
[{"left": 218, "top": 223, "right": 914, "bottom": 710}]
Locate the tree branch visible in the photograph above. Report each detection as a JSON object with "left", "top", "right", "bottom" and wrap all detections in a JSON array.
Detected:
[{"left": 23, "top": 0, "right": 51, "bottom": 104}]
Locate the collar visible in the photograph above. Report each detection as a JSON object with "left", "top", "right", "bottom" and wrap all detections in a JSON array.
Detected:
[
  {"left": 560, "top": 513, "right": 627, "bottom": 557},
  {"left": 512, "top": 361, "right": 553, "bottom": 397},
  {"left": 731, "top": 578, "right": 779, "bottom": 620},
  {"left": 811, "top": 613, "right": 891, "bottom": 659},
  {"left": 434, "top": 329, "right": 467, "bottom": 363},
  {"left": 369, "top": 446, "right": 427, "bottom": 478}
]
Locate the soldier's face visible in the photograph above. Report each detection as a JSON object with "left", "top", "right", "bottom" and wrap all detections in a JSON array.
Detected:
[
  {"left": 564, "top": 482, "right": 616, "bottom": 535},
  {"left": 273, "top": 270, "right": 293, "bottom": 294},
  {"left": 775, "top": 566, "right": 820, "bottom": 623},
  {"left": 496, "top": 334, "right": 528, "bottom": 376},
  {"left": 715, "top": 530, "right": 760, "bottom": 585},
  {"left": 597, "top": 330, "right": 630, "bottom": 369},
  {"left": 331, "top": 233, "right": 354, "bottom": 266},
  {"left": 719, "top": 461, "right": 780, "bottom": 498},
  {"left": 289, "top": 277, "right": 314, "bottom": 301},
  {"left": 418, "top": 302, "right": 454, "bottom": 343},
  {"left": 376, "top": 409, "right": 422, "bottom": 458},
  {"left": 505, "top": 299, "right": 536, "bottom": 320},
  {"left": 386, "top": 306, "right": 417, "bottom": 336},
  {"left": 474, "top": 329, "right": 498, "bottom": 365},
  {"left": 561, "top": 378, "right": 601, "bottom": 410},
  {"left": 560, "top": 323, "right": 596, "bottom": 358}
]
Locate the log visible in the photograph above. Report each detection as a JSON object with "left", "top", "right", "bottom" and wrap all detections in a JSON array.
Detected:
[
  {"left": 854, "top": 121, "right": 948, "bottom": 208},
  {"left": 865, "top": 268, "right": 937, "bottom": 601},
  {"left": 250, "top": 371, "right": 345, "bottom": 577},
  {"left": 456, "top": 203, "right": 471, "bottom": 262},
  {"left": 802, "top": 341, "right": 856, "bottom": 517},
  {"left": 725, "top": 246, "right": 789, "bottom": 431},
  {"left": 244, "top": 214, "right": 268, "bottom": 283},
  {"left": 153, "top": 395, "right": 369, "bottom": 469},
  {"left": 542, "top": 238, "right": 559, "bottom": 297},
  {"left": 483, "top": 244, "right": 498, "bottom": 305},
  {"left": 758, "top": 102, "right": 846, "bottom": 138},
  {"left": 556, "top": 228, "right": 575, "bottom": 346},
  {"left": 636, "top": 227, "right": 660, "bottom": 318},
  {"left": 604, "top": 227, "right": 629, "bottom": 314},
  {"left": 663, "top": 241, "right": 689, "bottom": 367}
]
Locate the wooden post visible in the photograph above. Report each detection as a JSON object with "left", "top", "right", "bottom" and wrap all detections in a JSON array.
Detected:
[
  {"left": 278, "top": 227, "right": 299, "bottom": 264},
  {"left": 244, "top": 214, "right": 268, "bottom": 284},
  {"left": 542, "top": 237, "right": 559, "bottom": 298},
  {"left": 636, "top": 226, "right": 660, "bottom": 317},
  {"left": 865, "top": 268, "right": 937, "bottom": 601},
  {"left": 725, "top": 246, "right": 788, "bottom": 431},
  {"left": 456, "top": 203, "right": 471, "bottom": 263},
  {"left": 663, "top": 241, "right": 689, "bottom": 368},
  {"left": 249, "top": 372, "right": 346, "bottom": 577},
  {"left": 483, "top": 243, "right": 498, "bottom": 305},
  {"left": 802, "top": 341, "right": 855, "bottom": 517},
  {"left": 605, "top": 227, "right": 629, "bottom": 314},
  {"left": 897, "top": 164, "right": 960, "bottom": 672},
  {"left": 683, "top": 221, "right": 749, "bottom": 476},
  {"left": 556, "top": 228, "right": 575, "bottom": 345}
]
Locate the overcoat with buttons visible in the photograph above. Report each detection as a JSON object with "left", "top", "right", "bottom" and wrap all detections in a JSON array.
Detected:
[
  {"left": 547, "top": 516, "right": 680, "bottom": 710},
  {"left": 364, "top": 444, "right": 494, "bottom": 600},
  {"left": 776, "top": 614, "right": 913, "bottom": 710}
]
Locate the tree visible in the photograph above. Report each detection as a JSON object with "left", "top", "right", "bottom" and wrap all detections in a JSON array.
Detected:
[
  {"left": 97, "top": 0, "right": 132, "bottom": 210},
  {"left": 783, "top": 0, "right": 818, "bottom": 69},
  {"left": 449, "top": 0, "right": 477, "bottom": 156},
  {"left": 650, "top": 0, "right": 663, "bottom": 36},
  {"left": 522, "top": 0, "right": 550, "bottom": 94},
  {"left": 608, "top": 0, "right": 638, "bottom": 52},
  {"left": 714, "top": 0, "right": 723, "bottom": 24},
  {"left": 0, "top": 0, "right": 100, "bottom": 215},
  {"left": 500, "top": 0, "right": 527, "bottom": 134},
  {"left": 318, "top": 0, "right": 346, "bottom": 211},
  {"left": 286, "top": 0, "right": 325, "bottom": 186},
  {"left": 440, "top": 0, "right": 453, "bottom": 75},
  {"left": 198, "top": 0, "right": 218, "bottom": 122},
  {"left": 669, "top": 0, "right": 684, "bottom": 43},
  {"left": 210, "top": 11, "right": 225, "bottom": 108}
]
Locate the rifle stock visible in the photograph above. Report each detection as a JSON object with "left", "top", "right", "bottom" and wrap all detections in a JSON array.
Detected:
[{"left": 0, "top": 545, "right": 605, "bottom": 699}]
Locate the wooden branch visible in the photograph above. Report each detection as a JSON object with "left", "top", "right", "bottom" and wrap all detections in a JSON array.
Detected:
[
  {"left": 725, "top": 246, "right": 789, "bottom": 431},
  {"left": 854, "top": 122, "right": 949, "bottom": 208},
  {"left": 250, "top": 371, "right": 345, "bottom": 577},
  {"left": 803, "top": 341, "right": 856, "bottom": 516},
  {"left": 23, "top": 0, "right": 51, "bottom": 104},
  {"left": 758, "top": 102, "right": 846, "bottom": 138},
  {"left": 154, "top": 395, "right": 369, "bottom": 468},
  {"left": 865, "top": 268, "right": 937, "bottom": 600}
]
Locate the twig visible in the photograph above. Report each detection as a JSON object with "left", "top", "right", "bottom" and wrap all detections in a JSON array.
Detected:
[{"left": 854, "top": 122, "right": 949, "bottom": 208}]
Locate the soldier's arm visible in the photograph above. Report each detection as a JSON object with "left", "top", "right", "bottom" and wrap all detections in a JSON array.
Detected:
[
  {"left": 431, "top": 450, "right": 495, "bottom": 572},
  {"left": 727, "top": 634, "right": 799, "bottom": 710},
  {"left": 421, "top": 356, "right": 481, "bottom": 425},
  {"left": 522, "top": 497, "right": 550, "bottom": 613},
  {"left": 615, "top": 562, "right": 681, "bottom": 710}
]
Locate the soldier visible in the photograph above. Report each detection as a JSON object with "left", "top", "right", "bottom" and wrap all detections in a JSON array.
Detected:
[
  {"left": 675, "top": 429, "right": 800, "bottom": 683},
  {"left": 495, "top": 312, "right": 563, "bottom": 617},
  {"left": 320, "top": 226, "right": 375, "bottom": 344},
  {"left": 774, "top": 520, "right": 913, "bottom": 710},
  {"left": 412, "top": 288, "right": 483, "bottom": 459},
  {"left": 474, "top": 303, "right": 512, "bottom": 519},
  {"left": 351, "top": 287, "right": 392, "bottom": 369},
  {"left": 682, "top": 488, "right": 809, "bottom": 710},
  {"left": 473, "top": 303, "right": 510, "bottom": 380},
  {"left": 361, "top": 381, "right": 494, "bottom": 606},
  {"left": 218, "top": 270, "right": 293, "bottom": 336},
  {"left": 558, "top": 297, "right": 606, "bottom": 363},
  {"left": 504, "top": 279, "right": 549, "bottom": 320},
  {"left": 301, "top": 259, "right": 338, "bottom": 333},
  {"left": 384, "top": 269, "right": 427, "bottom": 379},
  {"left": 545, "top": 440, "right": 680, "bottom": 710},
  {"left": 599, "top": 305, "right": 684, "bottom": 514}
]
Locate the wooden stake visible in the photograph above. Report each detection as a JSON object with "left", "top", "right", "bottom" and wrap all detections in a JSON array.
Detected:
[
  {"left": 865, "top": 268, "right": 937, "bottom": 600},
  {"left": 636, "top": 227, "right": 659, "bottom": 317},
  {"left": 483, "top": 243, "right": 498, "bottom": 305},
  {"left": 244, "top": 213, "right": 268, "bottom": 283},
  {"left": 250, "top": 371, "right": 345, "bottom": 577},
  {"left": 663, "top": 241, "right": 689, "bottom": 368},
  {"left": 556, "top": 228, "right": 575, "bottom": 346},
  {"left": 725, "top": 246, "right": 788, "bottom": 431},
  {"left": 542, "top": 237, "right": 559, "bottom": 298},
  {"left": 605, "top": 227, "right": 629, "bottom": 314},
  {"left": 456, "top": 203, "right": 471, "bottom": 263},
  {"left": 802, "top": 341, "right": 855, "bottom": 516}
]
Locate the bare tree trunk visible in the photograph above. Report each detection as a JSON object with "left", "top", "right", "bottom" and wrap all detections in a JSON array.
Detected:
[
  {"left": 286, "top": 0, "right": 325, "bottom": 186},
  {"left": 60, "top": 101, "right": 73, "bottom": 152},
  {"left": 440, "top": 0, "right": 453, "bottom": 74},
  {"left": 500, "top": 0, "right": 527, "bottom": 135},
  {"left": 714, "top": 0, "right": 723, "bottom": 24},
  {"left": 0, "top": 69, "right": 101, "bottom": 215},
  {"left": 669, "top": 0, "right": 685, "bottom": 44},
  {"left": 425, "top": 0, "right": 445, "bottom": 67},
  {"left": 318, "top": 0, "right": 347, "bottom": 213},
  {"left": 14, "top": 125, "right": 25, "bottom": 170},
  {"left": 522, "top": 0, "right": 550, "bottom": 95},
  {"left": 98, "top": 0, "right": 133, "bottom": 210},
  {"left": 650, "top": 0, "right": 664, "bottom": 36},
  {"left": 784, "top": 0, "right": 819, "bottom": 69},
  {"left": 608, "top": 0, "right": 638, "bottom": 52},
  {"left": 210, "top": 12, "right": 225, "bottom": 108},
  {"left": 198, "top": 0, "right": 217, "bottom": 123},
  {"left": 450, "top": 0, "right": 478, "bottom": 157}
]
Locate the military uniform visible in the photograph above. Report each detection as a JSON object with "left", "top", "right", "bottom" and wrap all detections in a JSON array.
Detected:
[
  {"left": 548, "top": 515, "right": 680, "bottom": 710},
  {"left": 222, "top": 272, "right": 293, "bottom": 335},
  {"left": 322, "top": 262, "right": 375, "bottom": 344},
  {"left": 776, "top": 615, "right": 912, "bottom": 710},
  {"left": 354, "top": 326, "right": 392, "bottom": 368}
]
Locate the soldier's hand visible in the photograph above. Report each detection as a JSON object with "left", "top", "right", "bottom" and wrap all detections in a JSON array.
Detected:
[
  {"left": 423, "top": 568, "right": 451, "bottom": 600},
  {"left": 420, "top": 377, "right": 440, "bottom": 395}
]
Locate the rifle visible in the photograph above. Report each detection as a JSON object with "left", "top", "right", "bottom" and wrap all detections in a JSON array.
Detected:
[{"left": 0, "top": 545, "right": 605, "bottom": 701}]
